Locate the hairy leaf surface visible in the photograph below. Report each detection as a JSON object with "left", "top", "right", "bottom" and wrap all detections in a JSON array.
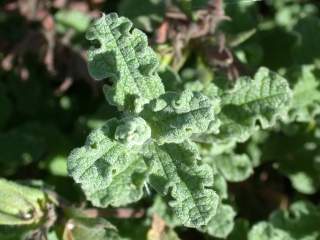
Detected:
[
  {"left": 86, "top": 13, "right": 164, "bottom": 110},
  {"left": 203, "top": 203, "right": 236, "bottom": 238},
  {"left": 216, "top": 67, "right": 292, "bottom": 142},
  {"left": 289, "top": 65, "right": 320, "bottom": 122},
  {"left": 141, "top": 90, "right": 217, "bottom": 144},
  {"left": 270, "top": 201, "right": 320, "bottom": 240},
  {"left": 144, "top": 141, "right": 218, "bottom": 227},
  {"left": 68, "top": 117, "right": 150, "bottom": 207},
  {"left": 215, "top": 153, "right": 253, "bottom": 182}
]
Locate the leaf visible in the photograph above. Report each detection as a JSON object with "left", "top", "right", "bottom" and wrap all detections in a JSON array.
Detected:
[
  {"left": 68, "top": 117, "right": 150, "bottom": 207},
  {"left": 86, "top": 13, "right": 165, "bottom": 110},
  {"left": 216, "top": 67, "right": 292, "bottom": 142},
  {"left": 55, "top": 10, "right": 91, "bottom": 33},
  {"left": 247, "top": 201, "right": 320, "bottom": 240},
  {"left": 248, "top": 222, "right": 292, "bottom": 240},
  {"left": 63, "top": 217, "right": 125, "bottom": 240},
  {"left": 215, "top": 153, "right": 253, "bottom": 182},
  {"left": 144, "top": 141, "right": 219, "bottom": 227},
  {"left": 270, "top": 201, "right": 320, "bottom": 240},
  {"left": 141, "top": 90, "right": 218, "bottom": 144},
  {"left": 0, "top": 179, "right": 49, "bottom": 226},
  {"left": 289, "top": 65, "right": 320, "bottom": 122},
  {"left": 203, "top": 203, "right": 236, "bottom": 238},
  {"left": 0, "top": 179, "right": 56, "bottom": 240},
  {"left": 212, "top": 172, "right": 228, "bottom": 200}
]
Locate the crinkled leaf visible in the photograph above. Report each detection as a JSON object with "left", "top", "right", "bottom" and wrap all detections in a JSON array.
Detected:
[
  {"left": 68, "top": 117, "right": 150, "bottom": 207},
  {"left": 144, "top": 141, "right": 218, "bottom": 227},
  {"left": 216, "top": 67, "right": 292, "bottom": 142},
  {"left": 215, "top": 153, "right": 253, "bottom": 182},
  {"left": 141, "top": 90, "right": 218, "bottom": 144},
  {"left": 202, "top": 203, "right": 236, "bottom": 238},
  {"left": 248, "top": 222, "right": 292, "bottom": 240},
  {"left": 247, "top": 201, "right": 320, "bottom": 240},
  {"left": 86, "top": 13, "right": 164, "bottom": 110},
  {"left": 289, "top": 65, "right": 320, "bottom": 122},
  {"left": 270, "top": 201, "right": 320, "bottom": 240},
  {"left": 212, "top": 172, "right": 228, "bottom": 199}
]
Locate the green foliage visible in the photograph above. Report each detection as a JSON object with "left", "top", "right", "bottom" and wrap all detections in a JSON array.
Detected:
[
  {"left": 0, "top": 179, "right": 56, "bottom": 240},
  {"left": 0, "top": 179, "right": 50, "bottom": 225},
  {"left": 215, "top": 67, "right": 292, "bottom": 143},
  {"left": 62, "top": 218, "right": 125, "bottom": 240},
  {"left": 2, "top": 1, "right": 320, "bottom": 240},
  {"left": 289, "top": 65, "right": 320, "bottom": 122},
  {"left": 141, "top": 90, "right": 218, "bottom": 144},
  {"left": 248, "top": 222, "right": 292, "bottom": 240},
  {"left": 247, "top": 201, "right": 320, "bottom": 240},
  {"left": 86, "top": 13, "right": 165, "bottom": 111},
  {"left": 55, "top": 10, "right": 91, "bottom": 33},
  {"left": 203, "top": 203, "right": 236, "bottom": 238},
  {"left": 145, "top": 141, "right": 218, "bottom": 227},
  {"left": 68, "top": 118, "right": 149, "bottom": 207},
  {"left": 214, "top": 153, "right": 253, "bottom": 182},
  {"left": 69, "top": 13, "right": 221, "bottom": 229},
  {"left": 68, "top": 11, "right": 296, "bottom": 233}
]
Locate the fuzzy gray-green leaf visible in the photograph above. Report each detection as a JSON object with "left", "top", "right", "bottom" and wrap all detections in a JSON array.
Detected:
[
  {"left": 141, "top": 90, "right": 218, "bottom": 144},
  {"left": 68, "top": 117, "right": 150, "bottom": 207},
  {"left": 216, "top": 67, "right": 292, "bottom": 142},
  {"left": 86, "top": 13, "right": 165, "bottom": 110},
  {"left": 215, "top": 153, "right": 253, "bottom": 182},
  {"left": 144, "top": 141, "right": 218, "bottom": 227},
  {"left": 203, "top": 203, "right": 236, "bottom": 238}
]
